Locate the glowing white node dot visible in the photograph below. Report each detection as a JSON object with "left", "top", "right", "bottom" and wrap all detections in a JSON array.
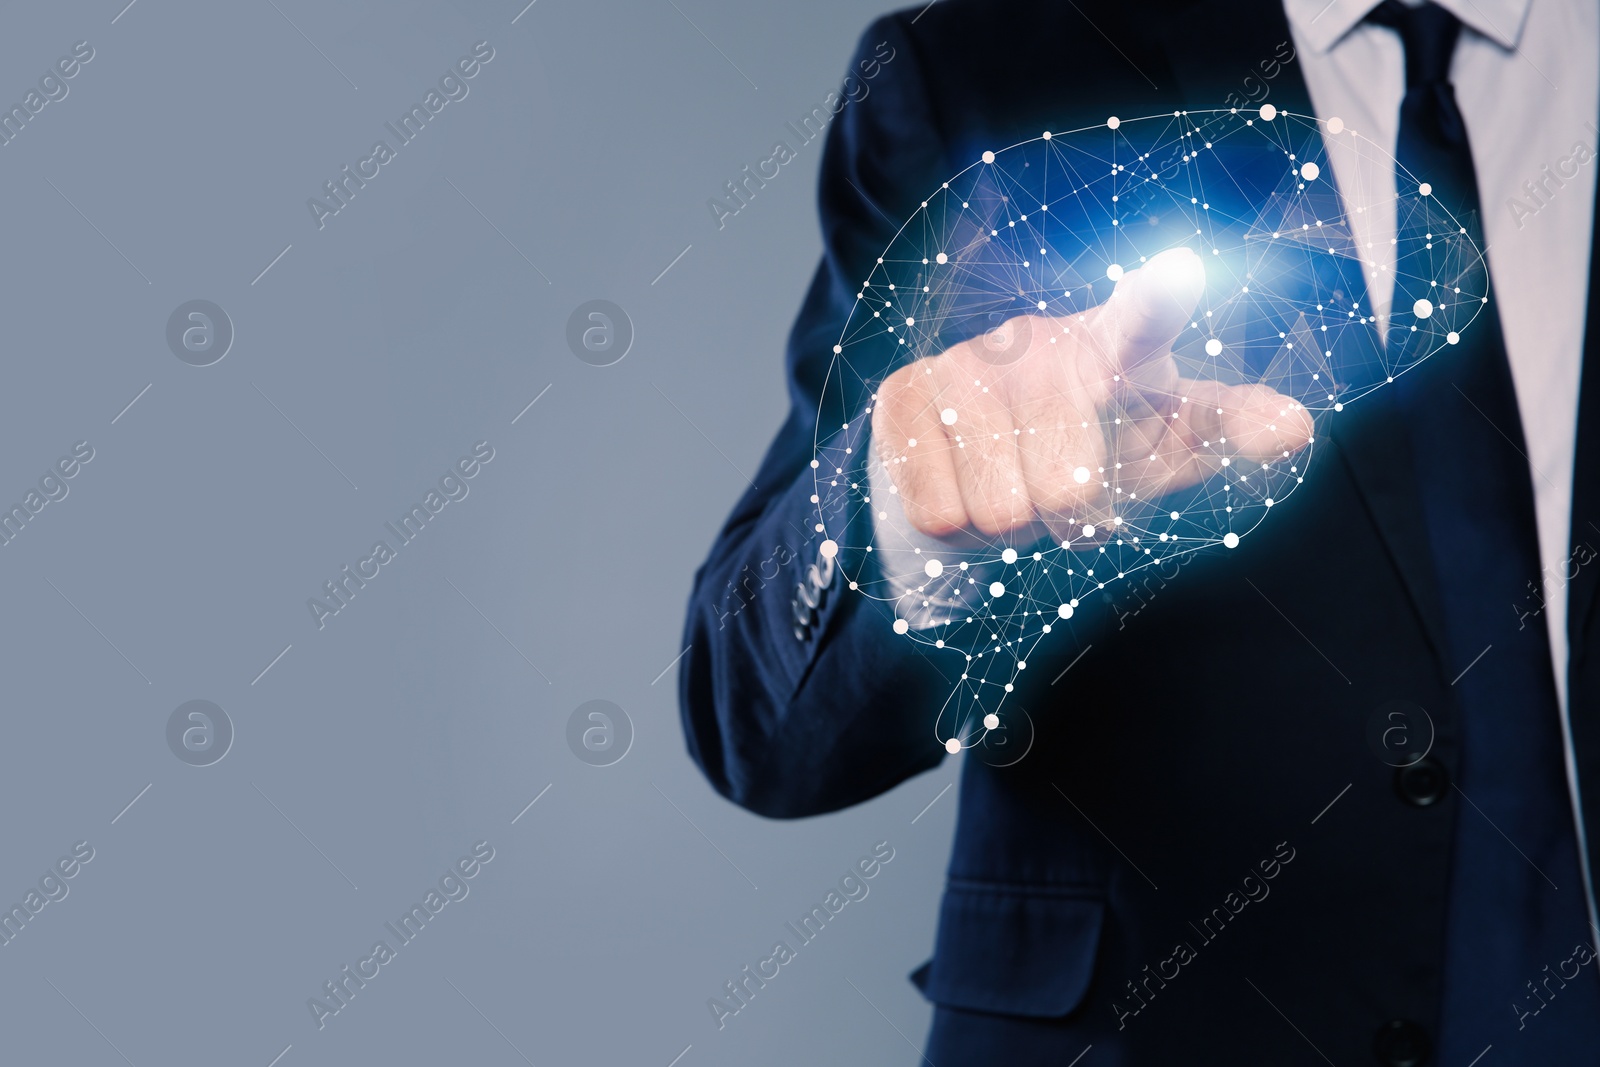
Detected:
[
  {"left": 1073, "top": 466, "right": 1090, "bottom": 484},
  {"left": 1205, "top": 338, "right": 1223, "bottom": 356},
  {"left": 893, "top": 619, "right": 910, "bottom": 635},
  {"left": 1300, "top": 161, "right": 1320, "bottom": 181},
  {"left": 1327, "top": 116, "right": 1345, "bottom": 134},
  {"left": 819, "top": 539, "right": 838, "bottom": 559},
  {"left": 1447, "top": 331, "right": 1461, "bottom": 344},
  {"left": 1106, "top": 116, "right": 1121, "bottom": 129},
  {"left": 1082, "top": 524, "right": 1096, "bottom": 538},
  {"left": 941, "top": 408, "right": 958, "bottom": 426},
  {"left": 1058, "top": 604, "right": 1074, "bottom": 619},
  {"left": 832, "top": 345, "right": 842, "bottom": 354},
  {"left": 1419, "top": 182, "right": 1433, "bottom": 196},
  {"left": 1334, "top": 402, "right": 1345, "bottom": 411},
  {"left": 1223, "top": 532, "right": 1240, "bottom": 548},
  {"left": 989, "top": 581, "right": 1006, "bottom": 597},
  {"left": 1259, "top": 103, "right": 1277, "bottom": 121},
  {"left": 1106, "top": 263, "right": 1125, "bottom": 281},
  {"left": 982, "top": 150, "right": 996, "bottom": 164},
  {"left": 1001, "top": 548, "right": 1018, "bottom": 564},
  {"left": 983, "top": 714, "right": 1000, "bottom": 730},
  {"left": 945, "top": 737, "right": 962, "bottom": 754},
  {"left": 925, "top": 559, "right": 944, "bottom": 578}
]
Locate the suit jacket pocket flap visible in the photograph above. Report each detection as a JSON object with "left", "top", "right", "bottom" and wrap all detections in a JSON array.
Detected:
[{"left": 914, "top": 883, "right": 1105, "bottom": 1018}]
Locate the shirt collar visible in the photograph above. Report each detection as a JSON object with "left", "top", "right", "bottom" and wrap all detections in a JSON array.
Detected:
[{"left": 1282, "top": 0, "right": 1531, "bottom": 55}]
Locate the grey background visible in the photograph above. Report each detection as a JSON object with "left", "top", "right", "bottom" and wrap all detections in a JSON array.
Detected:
[{"left": 0, "top": 2, "right": 960, "bottom": 1065}]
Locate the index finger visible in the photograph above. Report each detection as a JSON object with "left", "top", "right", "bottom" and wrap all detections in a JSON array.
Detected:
[{"left": 1091, "top": 247, "right": 1207, "bottom": 378}]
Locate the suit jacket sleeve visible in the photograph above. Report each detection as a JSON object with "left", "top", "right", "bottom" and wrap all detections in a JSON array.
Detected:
[{"left": 678, "top": 14, "right": 957, "bottom": 818}]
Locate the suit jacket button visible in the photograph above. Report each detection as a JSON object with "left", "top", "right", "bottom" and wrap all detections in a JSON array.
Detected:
[
  {"left": 793, "top": 592, "right": 814, "bottom": 627},
  {"left": 1372, "top": 1019, "right": 1430, "bottom": 1067},
  {"left": 1395, "top": 758, "right": 1448, "bottom": 807}
]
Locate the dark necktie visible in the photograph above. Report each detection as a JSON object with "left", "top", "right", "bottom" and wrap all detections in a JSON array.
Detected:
[
  {"left": 1367, "top": 1, "right": 1478, "bottom": 222},
  {"left": 1368, "top": 2, "right": 1600, "bottom": 1062}
]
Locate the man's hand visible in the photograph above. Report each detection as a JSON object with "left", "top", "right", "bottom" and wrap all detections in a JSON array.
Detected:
[{"left": 871, "top": 247, "right": 1314, "bottom": 542}]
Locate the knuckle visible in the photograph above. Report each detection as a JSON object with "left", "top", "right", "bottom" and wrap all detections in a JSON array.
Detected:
[
  {"left": 1063, "top": 483, "right": 1101, "bottom": 517},
  {"left": 969, "top": 495, "right": 1030, "bottom": 537},
  {"left": 897, "top": 467, "right": 965, "bottom": 536},
  {"left": 873, "top": 384, "right": 915, "bottom": 431},
  {"left": 1030, "top": 468, "right": 1099, "bottom": 517},
  {"left": 908, "top": 502, "right": 966, "bottom": 537}
]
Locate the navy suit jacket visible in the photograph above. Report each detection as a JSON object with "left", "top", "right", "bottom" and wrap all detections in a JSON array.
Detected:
[{"left": 679, "top": 0, "right": 1600, "bottom": 1061}]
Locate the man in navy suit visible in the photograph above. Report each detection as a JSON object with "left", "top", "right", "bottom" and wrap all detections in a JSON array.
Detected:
[{"left": 679, "top": 0, "right": 1600, "bottom": 1061}]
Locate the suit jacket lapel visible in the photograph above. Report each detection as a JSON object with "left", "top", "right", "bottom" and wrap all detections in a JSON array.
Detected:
[
  {"left": 1562, "top": 92, "right": 1600, "bottom": 866},
  {"left": 1566, "top": 181, "right": 1600, "bottom": 661},
  {"left": 1151, "top": 0, "right": 1453, "bottom": 666}
]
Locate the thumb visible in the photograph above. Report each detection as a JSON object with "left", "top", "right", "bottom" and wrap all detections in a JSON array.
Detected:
[{"left": 1102, "top": 247, "right": 1206, "bottom": 371}]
